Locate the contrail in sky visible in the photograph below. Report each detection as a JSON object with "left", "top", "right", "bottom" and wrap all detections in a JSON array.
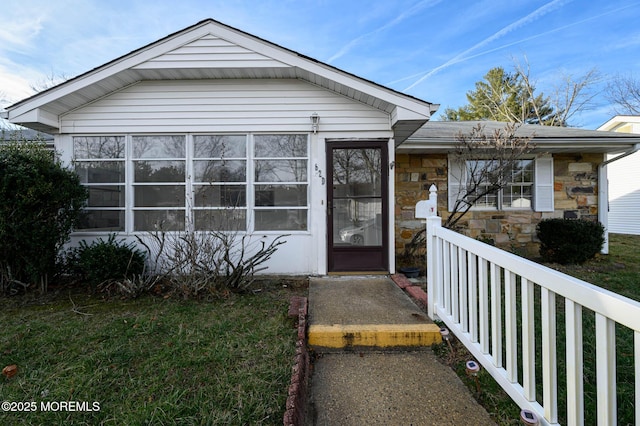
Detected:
[
  {"left": 327, "top": 0, "right": 442, "bottom": 64},
  {"left": 402, "top": 0, "right": 572, "bottom": 92}
]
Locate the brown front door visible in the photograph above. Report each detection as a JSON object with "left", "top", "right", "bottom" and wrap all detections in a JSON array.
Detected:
[{"left": 327, "top": 141, "right": 388, "bottom": 272}]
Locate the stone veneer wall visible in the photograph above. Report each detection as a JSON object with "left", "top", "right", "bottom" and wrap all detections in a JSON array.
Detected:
[{"left": 394, "top": 153, "right": 603, "bottom": 261}]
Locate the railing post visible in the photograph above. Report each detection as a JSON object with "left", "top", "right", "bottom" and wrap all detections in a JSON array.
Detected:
[{"left": 416, "top": 184, "right": 441, "bottom": 320}]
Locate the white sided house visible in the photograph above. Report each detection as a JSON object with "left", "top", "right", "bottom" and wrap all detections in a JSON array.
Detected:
[
  {"left": 3, "top": 19, "right": 437, "bottom": 275},
  {"left": 598, "top": 116, "right": 640, "bottom": 235}
]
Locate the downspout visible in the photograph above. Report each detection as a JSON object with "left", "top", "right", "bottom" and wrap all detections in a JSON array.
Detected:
[{"left": 598, "top": 143, "right": 640, "bottom": 254}]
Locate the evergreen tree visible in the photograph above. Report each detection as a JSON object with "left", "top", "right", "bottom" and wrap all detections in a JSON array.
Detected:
[{"left": 443, "top": 67, "right": 556, "bottom": 125}]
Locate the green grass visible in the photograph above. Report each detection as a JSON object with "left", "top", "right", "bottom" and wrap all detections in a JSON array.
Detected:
[
  {"left": 0, "top": 279, "right": 306, "bottom": 425},
  {"left": 433, "top": 233, "right": 640, "bottom": 425}
]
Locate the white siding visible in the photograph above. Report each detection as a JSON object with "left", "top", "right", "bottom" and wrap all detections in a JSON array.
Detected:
[
  {"left": 135, "top": 35, "right": 288, "bottom": 69},
  {"left": 608, "top": 150, "right": 640, "bottom": 235},
  {"left": 60, "top": 79, "right": 390, "bottom": 134},
  {"left": 59, "top": 79, "right": 393, "bottom": 275}
]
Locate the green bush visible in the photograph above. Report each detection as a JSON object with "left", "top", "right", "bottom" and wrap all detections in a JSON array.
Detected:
[
  {"left": 536, "top": 218, "right": 605, "bottom": 264},
  {"left": 69, "top": 235, "right": 146, "bottom": 288},
  {"left": 0, "top": 134, "right": 87, "bottom": 291}
]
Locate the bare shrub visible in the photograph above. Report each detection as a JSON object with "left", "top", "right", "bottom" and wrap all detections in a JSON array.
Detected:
[{"left": 137, "top": 213, "right": 287, "bottom": 298}]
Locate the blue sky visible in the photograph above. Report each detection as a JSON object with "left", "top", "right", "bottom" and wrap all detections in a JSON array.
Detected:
[{"left": 1, "top": 0, "right": 639, "bottom": 129}]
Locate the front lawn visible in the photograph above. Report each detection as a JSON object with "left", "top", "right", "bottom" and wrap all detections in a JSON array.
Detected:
[
  {"left": 0, "top": 279, "right": 306, "bottom": 425},
  {"left": 551, "top": 233, "right": 640, "bottom": 301}
]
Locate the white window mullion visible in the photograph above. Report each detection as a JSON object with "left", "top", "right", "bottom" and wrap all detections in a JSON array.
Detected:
[
  {"left": 126, "top": 134, "right": 134, "bottom": 234},
  {"left": 247, "top": 134, "right": 255, "bottom": 233},
  {"left": 185, "top": 134, "right": 193, "bottom": 232}
]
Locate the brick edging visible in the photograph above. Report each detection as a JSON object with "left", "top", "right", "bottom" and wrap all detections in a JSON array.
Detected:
[
  {"left": 391, "top": 274, "right": 428, "bottom": 307},
  {"left": 283, "top": 296, "right": 310, "bottom": 426}
]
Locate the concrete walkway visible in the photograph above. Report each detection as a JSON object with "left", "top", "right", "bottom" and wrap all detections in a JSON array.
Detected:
[{"left": 306, "top": 276, "right": 496, "bottom": 426}]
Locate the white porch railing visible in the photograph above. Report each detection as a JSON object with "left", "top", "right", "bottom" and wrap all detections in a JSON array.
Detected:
[{"left": 417, "top": 185, "right": 640, "bottom": 426}]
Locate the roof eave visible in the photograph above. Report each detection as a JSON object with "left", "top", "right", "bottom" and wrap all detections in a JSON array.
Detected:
[{"left": 397, "top": 138, "right": 639, "bottom": 155}]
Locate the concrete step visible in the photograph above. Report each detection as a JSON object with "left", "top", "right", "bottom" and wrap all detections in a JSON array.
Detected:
[
  {"left": 308, "top": 276, "right": 441, "bottom": 350},
  {"left": 308, "top": 323, "right": 442, "bottom": 349}
]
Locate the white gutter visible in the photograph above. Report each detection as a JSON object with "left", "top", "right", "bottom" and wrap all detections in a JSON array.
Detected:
[{"left": 598, "top": 143, "right": 640, "bottom": 254}]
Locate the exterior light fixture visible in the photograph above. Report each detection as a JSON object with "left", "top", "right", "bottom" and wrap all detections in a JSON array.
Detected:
[{"left": 310, "top": 112, "right": 319, "bottom": 134}]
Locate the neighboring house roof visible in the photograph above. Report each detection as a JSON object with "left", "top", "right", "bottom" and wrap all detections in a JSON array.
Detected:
[
  {"left": 2, "top": 18, "right": 438, "bottom": 143},
  {"left": 0, "top": 127, "right": 54, "bottom": 149},
  {"left": 596, "top": 115, "right": 640, "bottom": 236},
  {"left": 598, "top": 115, "right": 640, "bottom": 132},
  {"left": 398, "top": 120, "right": 640, "bottom": 154}
]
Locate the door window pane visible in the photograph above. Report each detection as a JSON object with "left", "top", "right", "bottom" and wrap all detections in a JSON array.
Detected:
[
  {"left": 333, "top": 198, "right": 382, "bottom": 246},
  {"left": 332, "top": 149, "right": 381, "bottom": 196}
]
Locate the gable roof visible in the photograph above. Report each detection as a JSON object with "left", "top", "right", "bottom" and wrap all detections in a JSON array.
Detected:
[
  {"left": 3, "top": 19, "right": 438, "bottom": 142},
  {"left": 398, "top": 120, "right": 640, "bottom": 154}
]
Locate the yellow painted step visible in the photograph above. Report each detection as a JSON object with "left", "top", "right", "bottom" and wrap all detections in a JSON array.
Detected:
[{"left": 308, "top": 324, "right": 442, "bottom": 349}]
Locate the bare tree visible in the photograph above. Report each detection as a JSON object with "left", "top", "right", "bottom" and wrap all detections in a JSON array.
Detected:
[
  {"left": 29, "top": 70, "right": 71, "bottom": 94},
  {"left": 445, "top": 123, "right": 535, "bottom": 229},
  {"left": 551, "top": 68, "right": 601, "bottom": 126},
  {"left": 513, "top": 58, "right": 601, "bottom": 127},
  {"left": 606, "top": 73, "right": 640, "bottom": 115}
]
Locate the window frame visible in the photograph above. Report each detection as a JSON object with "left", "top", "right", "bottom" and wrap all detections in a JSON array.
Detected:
[
  {"left": 463, "top": 158, "right": 535, "bottom": 211},
  {"left": 192, "top": 134, "right": 249, "bottom": 232},
  {"left": 73, "top": 136, "right": 127, "bottom": 232},
  {"left": 131, "top": 135, "right": 187, "bottom": 232},
  {"left": 72, "top": 133, "right": 311, "bottom": 234},
  {"left": 252, "top": 134, "right": 310, "bottom": 232},
  {"left": 448, "top": 154, "right": 553, "bottom": 213}
]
